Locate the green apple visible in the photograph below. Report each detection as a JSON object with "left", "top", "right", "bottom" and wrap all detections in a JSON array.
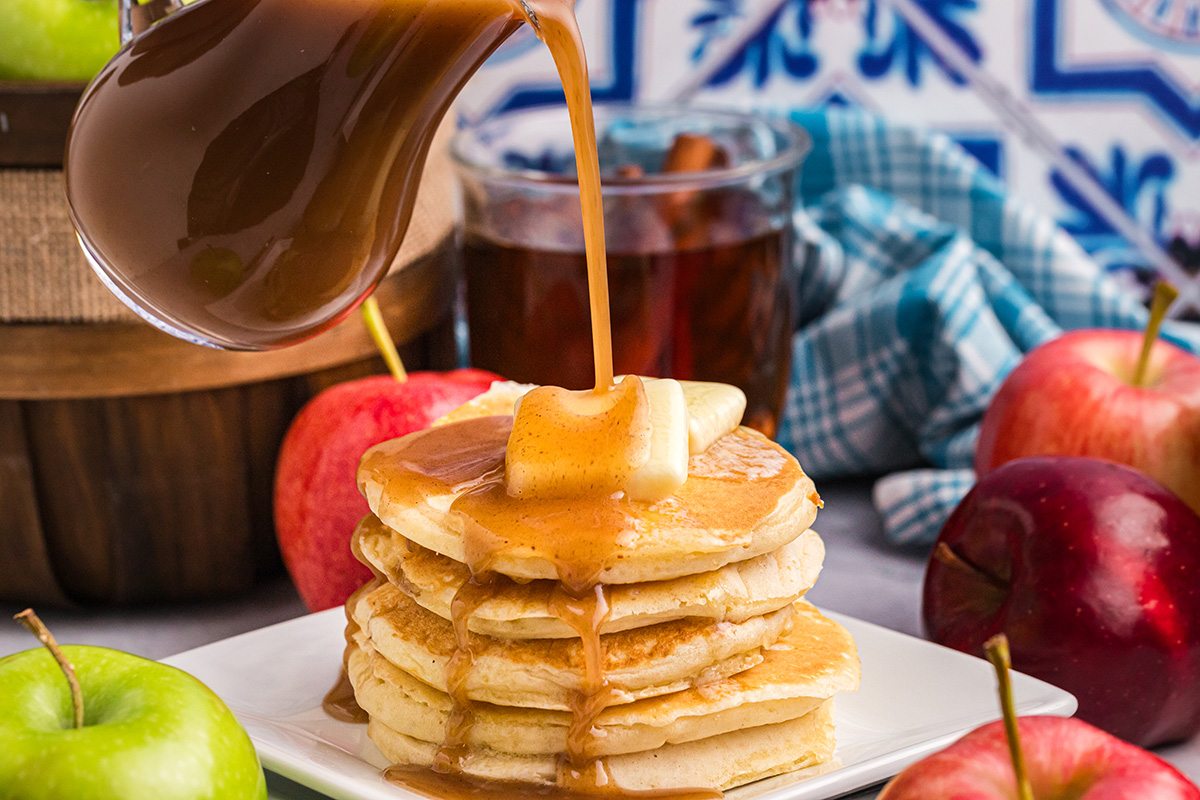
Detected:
[
  {"left": 0, "top": 0, "right": 119, "bottom": 82},
  {"left": 0, "top": 644, "right": 267, "bottom": 800}
]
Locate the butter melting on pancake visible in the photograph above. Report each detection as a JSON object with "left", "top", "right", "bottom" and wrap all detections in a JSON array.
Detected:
[{"left": 357, "top": 417, "right": 819, "bottom": 586}]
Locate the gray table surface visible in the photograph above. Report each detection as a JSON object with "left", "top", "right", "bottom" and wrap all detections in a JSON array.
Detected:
[{"left": 4, "top": 480, "right": 1197, "bottom": 798}]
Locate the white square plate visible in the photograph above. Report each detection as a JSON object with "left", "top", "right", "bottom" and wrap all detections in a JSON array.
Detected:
[{"left": 163, "top": 608, "right": 1076, "bottom": 800}]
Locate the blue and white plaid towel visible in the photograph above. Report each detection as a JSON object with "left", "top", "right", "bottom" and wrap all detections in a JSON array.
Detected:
[{"left": 774, "top": 109, "right": 1200, "bottom": 548}]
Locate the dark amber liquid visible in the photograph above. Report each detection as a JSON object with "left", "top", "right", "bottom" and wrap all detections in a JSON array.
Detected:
[
  {"left": 464, "top": 230, "right": 793, "bottom": 436},
  {"left": 65, "top": 0, "right": 525, "bottom": 348},
  {"left": 322, "top": 668, "right": 369, "bottom": 724}
]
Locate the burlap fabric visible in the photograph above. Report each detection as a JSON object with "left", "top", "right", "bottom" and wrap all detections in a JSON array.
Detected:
[{"left": 0, "top": 119, "right": 458, "bottom": 324}]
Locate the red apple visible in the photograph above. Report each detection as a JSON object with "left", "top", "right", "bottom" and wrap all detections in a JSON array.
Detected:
[
  {"left": 274, "top": 369, "right": 498, "bottom": 611},
  {"left": 883, "top": 634, "right": 1199, "bottom": 798},
  {"left": 975, "top": 328, "right": 1200, "bottom": 516},
  {"left": 923, "top": 456, "right": 1200, "bottom": 747},
  {"left": 880, "top": 715, "right": 1199, "bottom": 799}
]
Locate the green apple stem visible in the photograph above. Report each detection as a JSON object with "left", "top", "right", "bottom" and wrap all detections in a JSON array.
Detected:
[
  {"left": 362, "top": 296, "right": 408, "bottom": 382},
  {"left": 14, "top": 609, "right": 84, "bottom": 729},
  {"left": 984, "top": 634, "right": 1034, "bottom": 800},
  {"left": 1133, "top": 281, "right": 1179, "bottom": 388}
]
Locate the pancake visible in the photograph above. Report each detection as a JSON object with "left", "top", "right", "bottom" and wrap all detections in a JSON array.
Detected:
[
  {"left": 350, "top": 580, "right": 794, "bottom": 710},
  {"left": 348, "top": 601, "right": 859, "bottom": 757},
  {"left": 358, "top": 421, "right": 820, "bottom": 585},
  {"left": 356, "top": 515, "right": 825, "bottom": 639},
  {"left": 367, "top": 700, "right": 836, "bottom": 791},
  {"left": 432, "top": 380, "right": 534, "bottom": 425},
  {"left": 342, "top": 381, "right": 852, "bottom": 795}
]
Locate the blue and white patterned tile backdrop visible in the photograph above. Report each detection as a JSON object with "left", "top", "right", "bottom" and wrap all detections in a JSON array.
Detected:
[{"left": 457, "top": 0, "right": 1200, "bottom": 299}]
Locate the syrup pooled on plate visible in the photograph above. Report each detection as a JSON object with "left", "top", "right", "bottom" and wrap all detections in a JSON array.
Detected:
[
  {"left": 65, "top": 0, "right": 532, "bottom": 348},
  {"left": 322, "top": 668, "right": 369, "bottom": 725}
]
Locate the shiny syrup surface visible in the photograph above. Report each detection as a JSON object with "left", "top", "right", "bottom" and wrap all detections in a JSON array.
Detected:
[
  {"left": 65, "top": 0, "right": 524, "bottom": 348},
  {"left": 322, "top": 669, "right": 369, "bottom": 725},
  {"left": 356, "top": 414, "right": 797, "bottom": 585}
]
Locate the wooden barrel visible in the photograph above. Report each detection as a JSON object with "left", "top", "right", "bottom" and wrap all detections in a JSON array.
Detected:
[
  {"left": 0, "top": 249, "right": 459, "bottom": 606},
  {"left": 0, "top": 82, "right": 461, "bottom": 606}
]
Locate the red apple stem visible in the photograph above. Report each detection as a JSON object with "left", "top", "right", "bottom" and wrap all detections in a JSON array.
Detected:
[
  {"left": 1133, "top": 281, "right": 1179, "bottom": 388},
  {"left": 933, "top": 543, "right": 1007, "bottom": 591},
  {"left": 362, "top": 296, "right": 408, "bottom": 383},
  {"left": 984, "top": 634, "right": 1034, "bottom": 800},
  {"left": 14, "top": 609, "right": 84, "bottom": 729}
]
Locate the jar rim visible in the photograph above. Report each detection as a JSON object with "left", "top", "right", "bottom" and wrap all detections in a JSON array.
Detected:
[{"left": 450, "top": 104, "right": 810, "bottom": 195}]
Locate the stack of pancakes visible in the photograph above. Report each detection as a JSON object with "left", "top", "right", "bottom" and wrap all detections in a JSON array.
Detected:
[{"left": 342, "top": 390, "right": 860, "bottom": 793}]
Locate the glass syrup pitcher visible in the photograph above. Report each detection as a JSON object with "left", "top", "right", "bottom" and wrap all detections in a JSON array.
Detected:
[{"left": 64, "top": 0, "right": 536, "bottom": 349}]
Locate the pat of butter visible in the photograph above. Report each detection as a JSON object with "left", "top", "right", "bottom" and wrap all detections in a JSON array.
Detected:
[
  {"left": 626, "top": 377, "right": 689, "bottom": 501},
  {"left": 503, "top": 376, "right": 742, "bottom": 502},
  {"left": 677, "top": 380, "right": 746, "bottom": 454},
  {"left": 506, "top": 376, "right": 652, "bottom": 499},
  {"left": 434, "top": 381, "right": 535, "bottom": 426}
]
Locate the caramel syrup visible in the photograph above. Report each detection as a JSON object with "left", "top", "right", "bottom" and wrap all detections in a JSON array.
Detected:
[
  {"left": 72, "top": 0, "right": 741, "bottom": 789},
  {"left": 322, "top": 668, "right": 370, "bottom": 725},
  {"left": 521, "top": 0, "right": 614, "bottom": 390},
  {"left": 550, "top": 584, "right": 622, "bottom": 776},
  {"left": 434, "top": 573, "right": 499, "bottom": 772},
  {"left": 65, "top": 0, "right": 532, "bottom": 348},
  {"left": 322, "top": 538, "right": 385, "bottom": 725}
]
